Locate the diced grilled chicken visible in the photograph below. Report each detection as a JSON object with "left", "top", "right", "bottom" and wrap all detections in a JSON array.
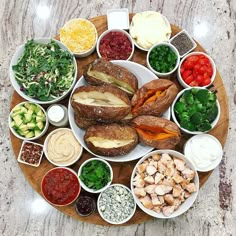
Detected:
[
  {"left": 157, "top": 161, "right": 166, "bottom": 174},
  {"left": 173, "top": 185, "right": 183, "bottom": 197},
  {"left": 137, "top": 161, "right": 148, "bottom": 173},
  {"left": 162, "top": 206, "right": 175, "bottom": 217},
  {"left": 133, "top": 176, "right": 145, "bottom": 188},
  {"left": 146, "top": 165, "right": 157, "bottom": 176},
  {"left": 155, "top": 185, "right": 173, "bottom": 195},
  {"left": 140, "top": 195, "right": 153, "bottom": 209},
  {"left": 164, "top": 194, "right": 175, "bottom": 205},
  {"left": 155, "top": 173, "right": 164, "bottom": 184},
  {"left": 186, "top": 183, "right": 197, "bottom": 193},
  {"left": 182, "top": 168, "right": 195, "bottom": 180},
  {"left": 150, "top": 193, "right": 163, "bottom": 206},
  {"left": 173, "top": 157, "right": 186, "bottom": 171},
  {"left": 144, "top": 184, "right": 157, "bottom": 194},
  {"left": 134, "top": 187, "right": 146, "bottom": 197},
  {"left": 152, "top": 154, "right": 161, "bottom": 161},
  {"left": 144, "top": 175, "right": 155, "bottom": 184},
  {"left": 172, "top": 173, "right": 184, "bottom": 184}
]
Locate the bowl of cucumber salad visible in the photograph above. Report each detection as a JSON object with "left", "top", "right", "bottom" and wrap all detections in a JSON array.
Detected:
[
  {"left": 9, "top": 38, "right": 77, "bottom": 104},
  {"left": 9, "top": 102, "right": 49, "bottom": 140}
]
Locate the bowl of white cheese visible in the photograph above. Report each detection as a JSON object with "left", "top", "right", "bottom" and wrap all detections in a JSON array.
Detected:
[
  {"left": 184, "top": 134, "right": 223, "bottom": 172},
  {"left": 129, "top": 11, "right": 172, "bottom": 51}
]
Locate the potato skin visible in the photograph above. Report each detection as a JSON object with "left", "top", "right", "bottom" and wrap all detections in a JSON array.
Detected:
[
  {"left": 131, "top": 79, "right": 179, "bottom": 116},
  {"left": 71, "top": 85, "right": 131, "bottom": 122},
  {"left": 131, "top": 115, "right": 181, "bottom": 149},
  {"left": 74, "top": 111, "right": 98, "bottom": 129},
  {"left": 84, "top": 124, "right": 138, "bottom": 156},
  {"left": 83, "top": 59, "right": 138, "bottom": 96}
]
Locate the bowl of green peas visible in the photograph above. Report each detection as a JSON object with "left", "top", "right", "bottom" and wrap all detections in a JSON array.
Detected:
[{"left": 146, "top": 42, "right": 180, "bottom": 77}]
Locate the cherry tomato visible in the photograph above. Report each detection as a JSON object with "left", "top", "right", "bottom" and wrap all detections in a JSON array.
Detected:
[
  {"left": 180, "top": 67, "right": 185, "bottom": 74},
  {"left": 196, "top": 75, "right": 204, "bottom": 84},
  {"left": 185, "top": 75, "right": 194, "bottom": 84},
  {"left": 201, "top": 78, "right": 211, "bottom": 86},
  {"left": 182, "top": 70, "right": 192, "bottom": 80},
  {"left": 199, "top": 65, "right": 208, "bottom": 75},
  {"left": 193, "top": 64, "right": 201, "bottom": 73},
  {"left": 186, "top": 55, "right": 199, "bottom": 63},
  {"left": 189, "top": 80, "right": 199, "bottom": 86},
  {"left": 207, "top": 66, "right": 213, "bottom": 77},
  {"left": 183, "top": 60, "right": 194, "bottom": 69},
  {"left": 199, "top": 57, "right": 209, "bottom": 65}
]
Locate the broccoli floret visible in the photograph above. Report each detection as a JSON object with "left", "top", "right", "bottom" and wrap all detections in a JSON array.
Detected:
[
  {"left": 195, "top": 89, "right": 209, "bottom": 104},
  {"left": 206, "top": 104, "right": 218, "bottom": 122},
  {"left": 190, "top": 112, "right": 203, "bottom": 125},
  {"left": 174, "top": 101, "right": 186, "bottom": 114},
  {"left": 197, "top": 121, "right": 212, "bottom": 132},
  {"left": 182, "top": 90, "right": 194, "bottom": 105}
]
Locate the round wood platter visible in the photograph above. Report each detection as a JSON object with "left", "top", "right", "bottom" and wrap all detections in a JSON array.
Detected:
[{"left": 10, "top": 15, "right": 229, "bottom": 226}]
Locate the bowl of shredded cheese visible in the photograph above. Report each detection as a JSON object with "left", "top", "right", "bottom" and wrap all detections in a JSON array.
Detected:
[{"left": 60, "top": 18, "right": 98, "bottom": 57}]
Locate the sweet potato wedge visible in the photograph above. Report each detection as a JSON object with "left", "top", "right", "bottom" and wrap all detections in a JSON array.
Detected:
[
  {"left": 71, "top": 85, "right": 131, "bottom": 122},
  {"left": 84, "top": 124, "right": 138, "bottom": 156},
  {"left": 83, "top": 59, "right": 138, "bottom": 96},
  {"left": 131, "top": 79, "right": 179, "bottom": 116},
  {"left": 131, "top": 115, "right": 181, "bottom": 149}
]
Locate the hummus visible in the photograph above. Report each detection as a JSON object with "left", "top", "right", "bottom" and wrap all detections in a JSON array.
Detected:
[
  {"left": 130, "top": 11, "right": 171, "bottom": 50},
  {"left": 47, "top": 129, "right": 81, "bottom": 165}
]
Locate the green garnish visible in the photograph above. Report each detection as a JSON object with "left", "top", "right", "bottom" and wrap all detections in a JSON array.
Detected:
[
  {"left": 174, "top": 88, "right": 218, "bottom": 132},
  {"left": 12, "top": 39, "right": 75, "bottom": 101},
  {"left": 149, "top": 45, "right": 177, "bottom": 73},
  {"left": 79, "top": 160, "right": 111, "bottom": 190}
]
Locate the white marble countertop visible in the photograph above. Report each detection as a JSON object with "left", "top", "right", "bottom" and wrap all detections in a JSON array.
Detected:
[{"left": 1, "top": 0, "right": 236, "bottom": 235}]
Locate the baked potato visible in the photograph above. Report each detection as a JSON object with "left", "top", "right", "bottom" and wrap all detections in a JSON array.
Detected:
[
  {"left": 83, "top": 59, "right": 138, "bottom": 96},
  {"left": 131, "top": 79, "right": 178, "bottom": 116},
  {"left": 84, "top": 124, "right": 138, "bottom": 156},
  {"left": 71, "top": 85, "right": 131, "bottom": 122},
  {"left": 131, "top": 115, "right": 181, "bottom": 149}
]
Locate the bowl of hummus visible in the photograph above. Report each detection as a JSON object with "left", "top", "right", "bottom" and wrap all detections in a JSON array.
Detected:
[
  {"left": 129, "top": 11, "right": 172, "bottom": 51},
  {"left": 44, "top": 128, "right": 83, "bottom": 167}
]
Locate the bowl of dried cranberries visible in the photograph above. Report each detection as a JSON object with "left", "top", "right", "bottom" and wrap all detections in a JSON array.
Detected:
[
  {"left": 96, "top": 29, "right": 134, "bottom": 61},
  {"left": 177, "top": 52, "right": 216, "bottom": 88}
]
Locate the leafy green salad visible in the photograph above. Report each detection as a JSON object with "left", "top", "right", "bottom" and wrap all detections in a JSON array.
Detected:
[
  {"left": 12, "top": 39, "right": 75, "bottom": 101},
  {"left": 174, "top": 88, "right": 218, "bottom": 132},
  {"left": 79, "top": 160, "right": 111, "bottom": 190}
]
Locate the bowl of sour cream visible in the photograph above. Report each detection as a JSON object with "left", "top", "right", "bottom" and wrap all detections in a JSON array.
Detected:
[{"left": 184, "top": 134, "right": 223, "bottom": 172}]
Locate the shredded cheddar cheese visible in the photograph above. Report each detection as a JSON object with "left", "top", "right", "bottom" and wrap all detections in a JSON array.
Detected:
[{"left": 60, "top": 18, "right": 97, "bottom": 54}]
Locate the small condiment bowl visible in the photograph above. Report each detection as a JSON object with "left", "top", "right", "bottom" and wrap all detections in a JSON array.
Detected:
[
  {"left": 9, "top": 101, "right": 49, "bottom": 141},
  {"left": 169, "top": 29, "right": 197, "bottom": 58},
  {"left": 43, "top": 128, "right": 83, "bottom": 167},
  {"left": 97, "top": 184, "right": 136, "bottom": 224},
  {"left": 146, "top": 42, "right": 180, "bottom": 77},
  {"left": 96, "top": 29, "right": 134, "bottom": 61},
  {"left": 177, "top": 51, "right": 216, "bottom": 88},
  {"left": 60, "top": 18, "right": 98, "bottom": 58},
  {"left": 75, "top": 194, "right": 97, "bottom": 217},
  {"left": 171, "top": 87, "right": 221, "bottom": 135},
  {"left": 184, "top": 134, "right": 223, "bottom": 172},
  {"left": 17, "top": 140, "right": 44, "bottom": 167},
  {"left": 78, "top": 158, "right": 113, "bottom": 194},
  {"left": 131, "top": 150, "right": 199, "bottom": 219},
  {"left": 41, "top": 167, "right": 81, "bottom": 206}
]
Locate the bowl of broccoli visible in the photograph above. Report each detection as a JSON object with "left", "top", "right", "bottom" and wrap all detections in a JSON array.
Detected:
[{"left": 171, "top": 87, "right": 220, "bottom": 134}]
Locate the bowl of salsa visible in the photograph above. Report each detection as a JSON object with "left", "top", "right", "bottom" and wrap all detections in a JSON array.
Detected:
[{"left": 41, "top": 167, "right": 81, "bottom": 206}]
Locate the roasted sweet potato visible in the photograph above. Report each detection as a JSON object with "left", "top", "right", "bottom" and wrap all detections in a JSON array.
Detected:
[
  {"left": 131, "top": 115, "right": 181, "bottom": 149},
  {"left": 84, "top": 124, "right": 138, "bottom": 156},
  {"left": 71, "top": 85, "right": 131, "bottom": 122},
  {"left": 131, "top": 79, "right": 178, "bottom": 116},
  {"left": 83, "top": 59, "right": 138, "bottom": 96}
]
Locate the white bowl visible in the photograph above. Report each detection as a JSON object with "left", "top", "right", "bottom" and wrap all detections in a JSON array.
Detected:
[
  {"left": 130, "top": 11, "right": 171, "bottom": 51},
  {"left": 60, "top": 18, "right": 98, "bottom": 58},
  {"left": 146, "top": 42, "right": 180, "bottom": 77},
  {"left": 9, "top": 38, "right": 77, "bottom": 104},
  {"left": 41, "top": 167, "right": 81, "bottom": 206},
  {"left": 96, "top": 29, "right": 134, "bottom": 61},
  {"left": 171, "top": 87, "right": 221, "bottom": 135},
  {"left": 9, "top": 101, "right": 49, "bottom": 141},
  {"left": 97, "top": 184, "right": 136, "bottom": 224},
  {"left": 131, "top": 150, "right": 199, "bottom": 219},
  {"left": 78, "top": 158, "right": 113, "bottom": 193},
  {"left": 184, "top": 134, "right": 223, "bottom": 172},
  {"left": 44, "top": 128, "right": 83, "bottom": 167},
  {"left": 177, "top": 51, "right": 216, "bottom": 88}
]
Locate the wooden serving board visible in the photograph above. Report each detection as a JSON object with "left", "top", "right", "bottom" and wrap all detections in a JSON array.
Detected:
[{"left": 9, "top": 15, "right": 229, "bottom": 226}]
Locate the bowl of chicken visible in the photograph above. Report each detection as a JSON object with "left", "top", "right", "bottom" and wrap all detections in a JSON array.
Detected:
[{"left": 130, "top": 150, "right": 199, "bottom": 218}]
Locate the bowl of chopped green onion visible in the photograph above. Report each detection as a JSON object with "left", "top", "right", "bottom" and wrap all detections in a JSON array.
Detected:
[
  {"left": 78, "top": 158, "right": 113, "bottom": 193},
  {"left": 9, "top": 38, "right": 77, "bottom": 104},
  {"left": 146, "top": 42, "right": 180, "bottom": 77},
  {"left": 171, "top": 87, "right": 220, "bottom": 135}
]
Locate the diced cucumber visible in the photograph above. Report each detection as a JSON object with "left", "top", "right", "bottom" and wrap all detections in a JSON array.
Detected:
[
  {"left": 34, "top": 130, "right": 41, "bottom": 137},
  {"left": 24, "top": 102, "right": 31, "bottom": 109},
  {"left": 11, "top": 121, "right": 16, "bottom": 128},
  {"left": 12, "top": 105, "right": 22, "bottom": 113},
  {"left": 27, "top": 109, "right": 34, "bottom": 115},
  {"left": 25, "top": 131, "right": 34, "bottom": 138},
  {"left": 20, "top": 106, "right": 28, "bottom": 113},
  {"left": 24, "top": 113, "right": 32, "bottom": 122},
  {"left": 37, "top": 121, "right": 44, "bottom": 130},
  {"left": 36, "top": 115, "right": 45, "bottom": 122},
  {"left": 19, "top": 124, "right": 29, "bottom": 132},
  {"left": 13, "top": 115, "right": 23, "bottom": 127},
  {"left": 27, "top": 122, "right": 36, "bottom": 129},
  {"left": 29, "top": 104, "right": 38, "bottom": 112},
  {"left": 37, "top": 110, "right": 44, "bottom": 117},
  {"left": 11, "top": 110, "right": 23, "bottom": 118}
]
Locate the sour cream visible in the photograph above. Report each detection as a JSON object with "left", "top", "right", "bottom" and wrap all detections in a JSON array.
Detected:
[
  {"left": 130, "top": 11, "right": 171, "bottom": 50},
  {"left": 184, "top": 134, "right": 223, "bottom": 172}
]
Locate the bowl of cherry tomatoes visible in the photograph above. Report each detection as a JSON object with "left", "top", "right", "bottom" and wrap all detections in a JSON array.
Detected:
[{"left": 177, "top": 52, "right": 216, "bottom": 88}]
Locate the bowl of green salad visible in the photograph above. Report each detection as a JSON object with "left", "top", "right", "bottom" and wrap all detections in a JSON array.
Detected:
[
  {"left": 78, "top": 158, "right": 113, "bottom": 194},
  {"left": 146, "top": 42, "right": 180, "bottom": 77},
  {"left": 171, "top": 87, "right": 220, "bottom": 134},
  {"left": 9, "top": 38, "right": 77, "bottom": 104}
]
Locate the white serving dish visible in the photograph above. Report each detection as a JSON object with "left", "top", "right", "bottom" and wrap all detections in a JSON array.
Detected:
[
  {"left": 9, "top": 38, "right": 77, "bottom": 105},
  {"left": 78, "top": 158, "right": 113, "bottom": 193},
  {"left": 131, "top": 150, "right": 199, "bottom": 219},
  {"left": 68, "top": 60, "right": 171, "bottom": 162},
  {"left": 171, "top": 87, "right": 221, "bottom": 135},
  {"left": 107, "top": 8, "right": 130, "bottom": 30}
]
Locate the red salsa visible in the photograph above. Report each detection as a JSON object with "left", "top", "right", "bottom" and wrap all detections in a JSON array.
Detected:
[
  {"left": 99, "top": 31, "right": 132, "bottom": 60},
  {"left": 41, "top": 167, "right": 80, "bottom": 206}
]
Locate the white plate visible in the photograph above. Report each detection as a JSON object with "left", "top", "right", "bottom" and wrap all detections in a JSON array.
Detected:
[{"left": 68, "top": 60, "right": 171, "bottom": 162}]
